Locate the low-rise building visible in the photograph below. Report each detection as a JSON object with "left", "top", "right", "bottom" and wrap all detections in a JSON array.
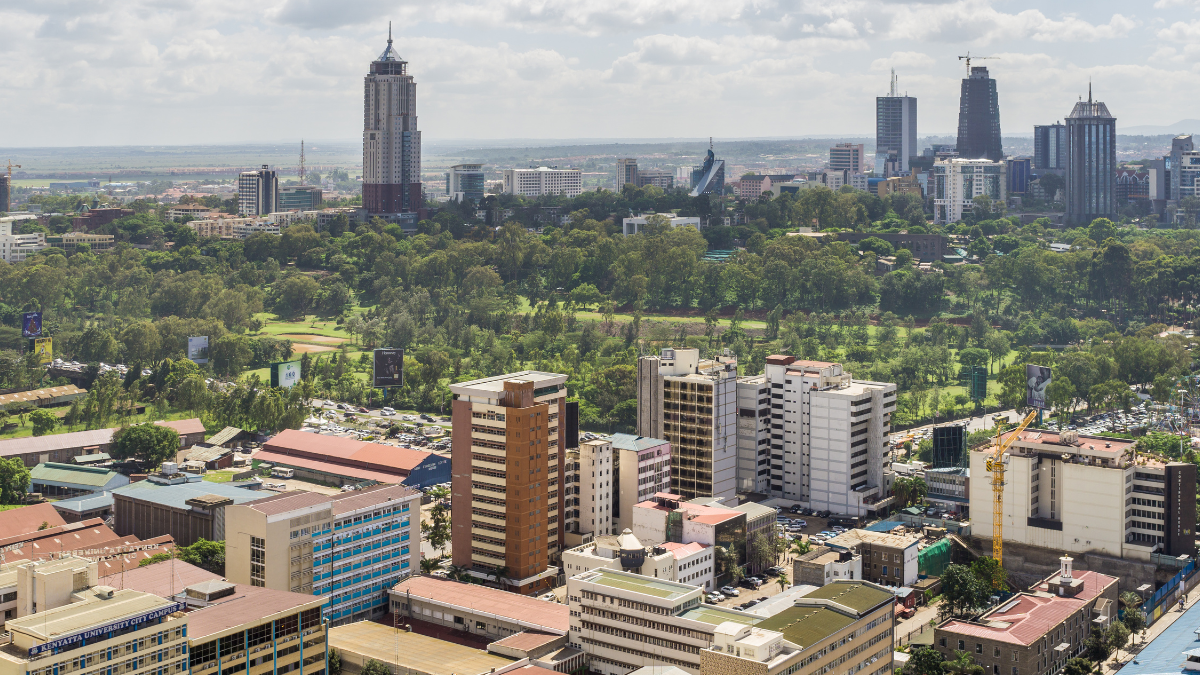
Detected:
[
  {"left": 792, "top": 545, "right": 862, "bottom": 587},
  {"left": 112, "top": 468, "right": 265, "bottom": 546},
  {"left": 29, "top": 462, "right": 130, "bottom": 497},
  {"left": 45, "top": 233, "right": 116, "bottom": 254},
  {"left": 225, "top": 484, "right": 419, "bottom": 624},
  {"left": 731, "top": 501, "right": 777, "bottom": 574},
  {"left": 824, "top": 529, "right": 919, "bottom": 587},
  {"left": 390, "top": 574, "right": 570, "bottom": 638},
  {"left": 631, "top": 493, "right": 746, "bottom": 574},
  {"left": 0, "top": 419, "right": 205, "bottom": 468},
  {"left": 329, "top": 621, "right": 527, "bottom": 675},
  {"left": 504, "top": 167, "right": 583, "bottom": 198},
  {"left": 560, "top": 530, "right": 715, "bottom": 591},
  {"left": 621, "top": 214, "right": 702, "bottom": 236},
  {"left": 934, "top": 558, "right": 1117, "bottom": 675},
  {"left": 259, "top": 429, "right": 449, "bottom": 488}
]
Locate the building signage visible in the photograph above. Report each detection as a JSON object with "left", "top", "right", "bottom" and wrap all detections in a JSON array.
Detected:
[
  {"left": 29, "top": 603, "right": 183, "bottom": 655},
  {"left": 1026, "top": 364, "right": 1051, "bottom": 410}
]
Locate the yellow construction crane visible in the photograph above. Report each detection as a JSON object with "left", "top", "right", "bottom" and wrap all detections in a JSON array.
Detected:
[
  {"left": 958, "top": 52, "right": 999, "bottom": 76},
  {"left": 5, "top": 160, "right": 19, "bottom": 178},
  {"left": 987, "top": 409, "right": 1038, "bottom": 581}
]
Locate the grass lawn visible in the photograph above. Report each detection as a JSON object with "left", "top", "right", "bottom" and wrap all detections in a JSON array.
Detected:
[
  {"left": 0, "top": 505, "right": 27, "bottom": 512},
  {"left": 0, "top": 409, "right": 203, "bottom": 442},
  {"left": 202, "top": 471, "right": 237, "bottom": 483}
]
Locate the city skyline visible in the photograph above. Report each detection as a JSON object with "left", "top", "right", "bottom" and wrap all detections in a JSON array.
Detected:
[{"left": 3, "top": 1, "right": 1200, "bottom": 146}]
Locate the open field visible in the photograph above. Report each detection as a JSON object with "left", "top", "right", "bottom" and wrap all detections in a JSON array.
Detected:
[
  {"left": 290, "top": 344, "right": 338, "bottom": 354},
  {"left": 278, "top": 334, "right": 348, "bottom": 343}
]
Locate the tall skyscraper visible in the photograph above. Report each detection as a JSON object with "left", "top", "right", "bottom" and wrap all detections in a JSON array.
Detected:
[
  {"left": 237, "top": 165, "right": 278, "bottom": 216},
  {"left": 875, "top": 70, "right": 917, "bottom": 176},
  {"left": 363, "top": 25, "right": 422, "bottom": 215},
  {"left": 636, "top": 348, "right": 737, "bottom": 501},
  {"left": 829, "top": 143, "right": 866, "bottom": 173},
  {"left": 1168, "top": 135, "right": 1195, "bottom": 202},
  {"left": 956, "top": 67, "right": 1003, "bottom": 162},
  {"left": 616, "top": 158, "right": 638, "bottom": 188},
  {"left": 0, "top": 175, "right": 9, "bottom": 213},
  {"left": 1065, "top": 87, "right": 1116, "bottom": 226},
  {"left": 1033, "top": 123, "right": 1066, "bottom": 171},
  {"left": 690, "top": 143, "right": 725, "bottom": 197}
]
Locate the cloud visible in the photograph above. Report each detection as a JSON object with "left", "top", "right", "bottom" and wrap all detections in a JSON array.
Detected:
[
  {"left": 870, "top": 51, "right": 936, "bottom": 72},
  {"left": 1159, "top": 20, "right": 1200, "bottom": 41}
]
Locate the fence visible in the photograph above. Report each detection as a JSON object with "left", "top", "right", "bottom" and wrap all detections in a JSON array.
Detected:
[
  {"left": 918, "top": 538, "right": 952, "bottom": 578},
  {"left": 1143, "top": 559, "right": 1199, "bottom": 625}
]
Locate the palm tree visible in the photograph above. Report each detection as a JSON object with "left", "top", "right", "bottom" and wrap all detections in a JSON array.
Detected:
[
  {"left": 941, "top": 650, "right": 984, "bottom": 675},
  {"left": 448, "top": 565, "right": 469, "bottom": 582},
  {"left": 420, "top": 558, "right": 439, "bottom": 575},
  {"left": 790, "top": 540, "right": 811, "bottom": 557},
  {"left": 893, "top": 476, "right": 912, "bottom": 507},
  {"left": 494, "top": 566, "right": 513, "bottom": 591},
  {"left": 909, "top": 476, "right": 928, "bottom": 506},
  {"left": 776, "top": 572, "right": 789, "bottom": 593}
]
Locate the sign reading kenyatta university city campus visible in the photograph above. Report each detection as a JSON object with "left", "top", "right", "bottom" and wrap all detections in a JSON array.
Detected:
[{"left": 29, "top": 603, "right": 183, "bottom": 656}]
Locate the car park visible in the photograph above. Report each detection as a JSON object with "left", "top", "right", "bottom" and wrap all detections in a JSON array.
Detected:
[{"left": 720, "top": 586, "right": 740, "bottom": 597}]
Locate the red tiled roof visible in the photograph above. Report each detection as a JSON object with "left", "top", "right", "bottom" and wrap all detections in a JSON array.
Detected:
[
  {"left": 939, "top": 571, "right": 1117, "bottom": 645},
  {"left": 682, "top": 504, "right": 741, "bottom": 525},
  {"left": 0, "top": 503, "right": 67, "bottom": 539},
  {"left": 392, "top": 576, "right": 569, "bottom": 634},
  {"left": 659, "top": 541, "right": 708, "bottom": 559},
  {"left": 103, "top": 557, "right": 220, "bottom": 592}
]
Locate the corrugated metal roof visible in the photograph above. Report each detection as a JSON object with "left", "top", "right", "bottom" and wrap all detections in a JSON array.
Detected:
[
  {"left": 184, "top": 446, "right": 233, "bottom": 463},
  {"left": 31, "top": 462, "right": 124, "bottom": 487},
  {"left": 206, "top": 426, "right": 244, "bottom": 447},
  {"left": 51, "top": 492, "right": 115, "bottom": 514},
  {"left": 608, "top": 433, "right": 669, "bottom": 452},
  {"left": 111, "top": 479, "right": 264, "bottom": 511}
]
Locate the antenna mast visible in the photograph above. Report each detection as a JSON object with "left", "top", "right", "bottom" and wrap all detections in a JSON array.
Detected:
[
  {"left": 890, "top": 69, "right": 897, "bottom": 97},
  {"left": 299, "top": 140, "right": 306, "bottom": 186}
]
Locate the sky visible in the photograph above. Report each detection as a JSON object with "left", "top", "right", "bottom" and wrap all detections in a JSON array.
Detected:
[{"left": 2, "top": 0, "right": 1200, "bottom": 146}]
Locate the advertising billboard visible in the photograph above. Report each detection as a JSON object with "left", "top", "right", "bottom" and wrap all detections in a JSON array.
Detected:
[
  {"left": 373, "top": 349, "right": 404, "bottom": 388},
  {"left": 32, "top": 337, "right": 52, "bottom": 365},
  {"left": 187, "top": 336, "right": 209, "bottom": 364},
  {"left": 1026, "top": 364, "right": 1051, "bottom": 410},
  {"left": 271, "top": 361, "right": 301, "bottom": 389},
  {"left": 21, "top": 312, "right": 42, "bottom": 338}
]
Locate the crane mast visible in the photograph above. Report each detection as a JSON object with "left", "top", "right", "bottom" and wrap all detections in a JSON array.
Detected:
[{"left": 987, "top": 409, "right": 1038, "bottom": 584}]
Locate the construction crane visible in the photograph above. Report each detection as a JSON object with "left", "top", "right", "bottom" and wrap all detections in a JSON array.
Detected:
[
  {"left": 987, "top": 408, "right": 1038, "bottom": 583},
  {"left": 5, "top": 160, "right": 19, "bottom": 178},
  {"left": 958, "top": 52, "right": 999, "bottom": 76}
]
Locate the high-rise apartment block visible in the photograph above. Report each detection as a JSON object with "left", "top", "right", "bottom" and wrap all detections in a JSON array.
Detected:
[
  {"left": 876, "top": 74, "right": 917, "bottom": 177},
  {"left": 238, "top": 165, "right": 279, "bottom": 216},
  {"left": 616, "top": 158, "right": 639, "bottom": 188},
  {"left": 503, "top": 167, "right": 583, "bottom": 198},
  {"left": 932, "top": 158, "right": 1006, "bottom": 224},
  {"left": 1168, "top": 135, "right": 1195, "bottom": 202},
  {"left": 1033, "top": 123, "right": 1067, "bottom": 171},
  {"left": 362, "top": 29, "right": 422, "bottom": 214},
  {"left": 829, "top": 143, "right": 866, "bottom": 174},
  {"left": 225, "top": 484, "right": 420, "bottom": 625},
  {"left": 449, "top": 372, "right": 578, "bottom": 594},
  {"left": 735, "top": 375, "right": 770, "bottom": 494},
  {"left": 446, "top": 164, "right": 486, "bottom": 202},
  {"left": 609, "top": 433, "right": 672, "bottom": 533},
  {"left": 574, "top": 439, "right": 614, "bottom": 537},
  {"left": 744, "top": 357, "right": 895, "bottom": 517},
  {"left": 1065, "top": 90, "right": 1116, "bottom": 226},
  {"left": 636, "top": 349, "right": 737, "bottom": 501},
  {"left": 956, "top": 67, "right": 1003, "bottom": 162},
  {"left": 969, "top": 429, "right": 1196, "bottom": 560}
]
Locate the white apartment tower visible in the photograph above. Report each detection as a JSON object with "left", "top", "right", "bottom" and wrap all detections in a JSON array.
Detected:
[
  {"left": 759, "top": 356, "right": 896, "bottom": 516},
  {"left": 735, "top": 375, "right": 771, "bottom": 494},
  {"left": 636, "top": 348, "right": 737, "bottom": 501},
  {"left": 576, "top": 439, "right": 614, "bottom": 536},
  {"left": 362, "top": 25, "right": 422, "bottom": 215},
  {"left": 503, "top": 167, "right": 584, "bottom": 198},
  {"left": 238, "top": 165, "right": 279, "bottom": 216}
]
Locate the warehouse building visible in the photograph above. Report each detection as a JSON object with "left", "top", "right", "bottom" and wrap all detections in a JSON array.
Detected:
[
  {"left": 0, "top": 419, "right": 205, "bottom": 468},
  {"left": 259, "top": 429, "right": 450, "bottom": 488},
  {"left": 112, "top": 467, "right": 265, "bottom": 546}
]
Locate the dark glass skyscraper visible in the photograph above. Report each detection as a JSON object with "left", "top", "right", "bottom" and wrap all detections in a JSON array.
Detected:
[
  {"left": 875, "top": 71, "right": 917, "bottom": 177},
  {"left": 956, "top": 67, "right": 1003, "bottom": 162},
  {"left": 1065, "top": 90, "right": 1116, "bottom": 226},
  {"left": 363, "top": 26, "right": 422, "bottom": 215},
  {"left": 1033, "top": 123, "right": 1066, "bottom": 170}
]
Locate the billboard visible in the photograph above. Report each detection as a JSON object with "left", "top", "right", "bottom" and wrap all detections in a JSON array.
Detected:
[
  {"left": 32, "top": 337, "right": 52, "bottom": 365},
  {"left": 21, "top": 312, "right": 42, "bottom": 338},
  {"left": 187, "top": 336, "right": 209, "bottom": 364},
  {"left": 1026, "top": 364, "right": 1051, "bottom": 410},
  {"left": 373, "top": 349, "right": 404, "bottom": 388},
  {"left": 271, "top": 360, "right": 301, "bottom": 388}
]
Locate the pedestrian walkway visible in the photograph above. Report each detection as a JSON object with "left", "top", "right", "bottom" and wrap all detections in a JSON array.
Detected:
[{"left": 1114, "top": 594, "right": 1200, "bottom": 675}]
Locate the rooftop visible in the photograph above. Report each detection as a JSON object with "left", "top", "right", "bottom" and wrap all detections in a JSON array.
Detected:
[
  {"left": 111, "top": 478, "right": 264, "bottom": 510},
  {"left": 939, "top": 570, "right": 1117, "bottom": 645},
  {"left": 574, "top": 568, "right": 696, "bottom": 601},
  {"left": 105, "top": 558, "right": 221, "bottom": 596},
  {"left": 448, "top": 371, "right": 566, "bottom": 395},
  {"left": 182, "top": 446, "right": 233, "bottom": 464},
  {"left": 0, "top": 419, "right": 203, "bottom": 458},
  {"left": 658, "top": 541, "right": 707, "bottom": 559},
  {"left": 0, "top": 503, "right": 66, "bottom": 539},
  {"left": 827, "top": 529, "right": 920, "bottom": 551},
  {"left": 253, "top": 449, "right": 408, "bottom": 483},
  {"left": 330, "top": 621, "right": 515, "bottom": 675},
  {"left": 731, "top": 501, "right": 777, "bottom": 520},
  {"left": 31, "top": 462, "right": 124, "bottom": 487},
  {"left": 6, "top": 588, "right": 176, "bottom": 642},
  {"left": 800, "top": 581, "right": 896, "bottom": 613},
  {"left": 1113, "top": 590, "right": 1200, "bottom": 675},
  {"left": 608, "top": 433, "right": 669, "bottom": 452},
  {"left": 331, "top": 483, "right": 420, "bottom": 515},
  {"left": 391, "top": 575, "right": 569, "bottom": 634},
  {"left": 205, "top": 426, "right": 244, "bottom": 447},
  {"left": 263, "top": 428, "right": 433, "bottom": 472},
  {"left": 0, "top": 385, "right": 85, "bottom": 408},
  {"left": 184, "top": 583, "right": 325, "bottom": 640},
  {"left": 678, "top": 605, "right": 760, "bottom": 626},
  {"left": 755, "top": 605, "right": 858, "bottom": 649},
  {"left": 993, "top": 429, "right": 1134, "bottom": 455},
  {"left": 489, "top": 630, "right": 563, "bottom": 653}
]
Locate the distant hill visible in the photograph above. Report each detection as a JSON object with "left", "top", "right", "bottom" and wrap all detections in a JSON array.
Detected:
[{"left": 1118, "top": 120, "right": 1200, "bottom": 136}]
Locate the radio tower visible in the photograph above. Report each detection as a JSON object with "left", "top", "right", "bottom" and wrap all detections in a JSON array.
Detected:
[{"left": 299, "top": 140, "right": 306, "bottom": 186}]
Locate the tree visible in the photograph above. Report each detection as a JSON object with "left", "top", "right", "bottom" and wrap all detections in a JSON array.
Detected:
[
  {"left": 1088, "top": 217, "right": 1117, "bottom": 244},
  {"left": 940, "top": 650, "right": 984, "bottom": 675},
  {"left": 958, "top": 348, "right": 989, "bottom": 369},
  {"left": 422, "top": 502, "right": 451, "bottom": 552},
  {"left": 776, "top": 571, "right": 789, "bottom": 593},
  {"left": 29, "top": 408, "right": 56, "bottom": 437},
  {"left": 329, "top": 649, "right": 342, "bottom": 675},
  {"left": 176, "top": 539, "right": 225, "bottom": 574},
  {"left": 0, "top": 458, "right": 31, "bottom": 504},
  {"left": 111, "top": 423, "right": 181, "bottom": 467},
  {"left": 420, "top": 557, "right": 439, "bottom": 575},
  {"left": 361, "top": 661, "right": 390, "bottom": 675},
  {"left": 1063, "top": 657, "right": 1092, "bottom": 675},
  {"left": 939, "top": 564, "right": 989, "bottom": 620},
  {"left": 970, "top": 556, "right": 1006, "bottom": 591},
  {"left": 1107, "top": 621, "right": 1130, "bottom": 662},
  {"left": 1120, "top": 591, "right": 1146, "bottom": 635},
  {"left": 904, "top": 647, "right": 945, "bottom": 675},
  {"left": 1085, "top": 627, "right": 1111, "bottom": 662},
  {"left": 276, "top": 275, "right": 320, "bottom": 317}
]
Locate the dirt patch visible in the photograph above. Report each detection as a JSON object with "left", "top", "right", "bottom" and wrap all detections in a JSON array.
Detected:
[
  {"left": 290, "top": 343, "right": 337, "bottom": 353},
  {"left": 278, "top": 334, "right": 348, "bottom": 343}
]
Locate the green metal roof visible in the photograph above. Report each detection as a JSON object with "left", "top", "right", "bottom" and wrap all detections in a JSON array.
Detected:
[
  {"left": 584, "top": 569, "right": 695, "bottom": 600},
  {"left": 30, "top": 462, "right": 122, "bottom": 487},
  {"left": 799, "top": 582, "right": 894, "bottom": 613},
  {"left": 679, "top": 606, "right": 760, "bottom": 626},
  {"left": 754, "top": 606, "right": 857, "bottom": 649}
]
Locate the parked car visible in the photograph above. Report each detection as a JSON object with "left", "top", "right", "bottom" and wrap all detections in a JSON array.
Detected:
[
  {"left": 720, "top": 586, "right": 740, "bottom": 597},
  {"left": 741, "top": 599, "right": 760, "bottom": 608},
  {"left": 795, "top": 519, "right": 807, "bottom": 528},
  {"left": 381, "top": 407, "right": 396, "bottom": 416}
]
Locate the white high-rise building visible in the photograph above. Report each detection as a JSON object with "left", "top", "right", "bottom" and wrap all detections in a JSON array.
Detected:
[
  {"left": 362, "top": 25, "right": 422, "bottom": 215},
  {"left": 755, "top": 356, "right": 896, "bottom": 517},
  {"left": 932, "top": 157, "right": 1006, "bottom": 224},
  {"left": 636, "top": 348, "right": 737, "bottom": 501},
  {"left": 238, "top": 165, "right": 279, "bottom": 216},
  {"left": 503, "top": 167, "right": 583, "bottom": 198},
  {"left": 735, "top": 375, "right": 770, "bottom": 494}
]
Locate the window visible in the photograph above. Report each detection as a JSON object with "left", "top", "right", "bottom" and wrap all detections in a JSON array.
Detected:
[
  {"left": 247, "top": 622, "right": 272, "bottom": 648},
  {"left": 994, "top": 647, "right": 1000, "bottom": 657},
  {"left": 476, "top": 621, "right": 487, "bottom": 630},
  {"left": 976, "top": 644, "right": 983, "bottom": 654},
  {"left": 940, "top": 639, "right": 947, "bottom": 648},
  {"left": 219, "top": 632, "right": 244, "bottom": 657}
]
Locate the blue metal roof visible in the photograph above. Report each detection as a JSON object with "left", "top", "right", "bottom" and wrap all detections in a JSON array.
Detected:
[
  {"left": 111, "top": 479, "right": 264, "bottom": 510},
  {"left": 1116, "top": 596, "right": 1200, "bottom": 675},
  {"left": 864, "top": 520, "right": 906, "bottom": 532},
  {"left": 52, "top": 492, "right": 115, "bottom": 513}
]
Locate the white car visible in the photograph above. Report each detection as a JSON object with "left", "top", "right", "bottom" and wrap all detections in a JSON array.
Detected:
[
  {"left": 720, "top": 586, "right": 740, "bottom": 597},
  {"left": 381, "top": 407, "right": 396, "bottom": 416}
]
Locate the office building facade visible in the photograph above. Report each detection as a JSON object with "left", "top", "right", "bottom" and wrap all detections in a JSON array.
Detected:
[
  {"left": 690, "top": 147, "right": 725, "bottom": 197},
  {"left": 636, "top": 348, "right": 737, "bottom": 501},
  {"left": 362, "top": 30, "right": 422, "bottom": 214},
  {"left": 876, "top": 91, "right": 918, "bottom": 176},
  {"left": 1168, "top": 135, "right": 1195, "bottom": 202},
  {"left": 616, "top": 159, "right": 639, "bottom": 188},
  {"left": 280, "top": 186, "right": 323, "bottom": 211},
  {"left": 1007, "top": 157, "right": 1031, "bottom": 194},
  {"left": 932, "top": 158, "right": 1006, "bottom": 224},
  {"left": 636, "top": 169, "right": 674, "bottom": 190},
  {"left": 1065, "top": 91, "right": 1117, "bottom": 226},
  {"left": 503, "top": 167, "right": 583, "bottom": 198},
  {"left": 735, "top": 375, "right": 770, "bottom": 494},
  {"left": 759, "top": 357, "right": 896, "bottom": 517},
  {"left": 829, "top": 143, "right": 866, "bottom": 174},
  {"left": 449, "top": 372, "right": 577, "bottom": 594},
  {"left": 1033, "top": 123, "right": 1067, "bottom": 171},
  {"left": 224, "top": 485, "right": 419, "bottom": 625},
  {"left": 609, "top": 433, "right": 672, "bottom": 534},
  {"left": 445, "top": 164, "right": 486, "bottom": 202},
  {"left": 0, "top": 175, "right": 9, "bottom": 213},
  {"left": 238, "top": 165, "right": 279, "bottom": 216},
  {"left": 956, "top": 67, "right": 1003, "bottom": 162}
]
